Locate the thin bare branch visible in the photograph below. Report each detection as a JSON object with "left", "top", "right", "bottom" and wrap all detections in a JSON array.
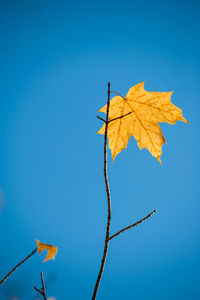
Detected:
[
  {"left": 96, "top": 115, "right": 106, "bottom": 123},
  {"left": 34, "top": 272, "right": 47, "bottom": 300},
  {"left": 34, "top": 286, "right": 43, "bottom": 295},
  {"left": 109, "top": 209, "right": 157, "bottom": 241},
  {"left": 92, "top": 82, "right": 112, "bottom": 300},
  {"left": 109, "top": 111, "right": 132, "bottom": 123},
  {"left": 93, "top": 84, "right": 157, "bottom": 299},
  {"left": 41, "top": 272, "right": 47, "bottom": 300},
  {"left": 0, "top": 248, "right": 37, "bottom": 286}
]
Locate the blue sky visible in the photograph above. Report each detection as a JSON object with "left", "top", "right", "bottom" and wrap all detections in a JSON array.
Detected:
[{"left": 0, "top": 0, "right": 199, "bottom": 299}]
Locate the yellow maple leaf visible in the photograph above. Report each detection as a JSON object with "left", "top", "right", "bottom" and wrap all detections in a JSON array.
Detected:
[
  {"left": 98, "top": 82, "right": 188, "bottom": 163},
  {"left": 36, "top": 240, "right": 58, "bottom": 262}
]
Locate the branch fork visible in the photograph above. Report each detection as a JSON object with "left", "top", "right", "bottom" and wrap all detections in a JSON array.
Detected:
[
  {"left": 109, "top": 209, "right": 157, "bottom": 241},
  {"left": 34, "top": 272, "right": 47, "bottom": 300},
  {"left": 97, "top": 112, "right": 132, "bottom": 124}
]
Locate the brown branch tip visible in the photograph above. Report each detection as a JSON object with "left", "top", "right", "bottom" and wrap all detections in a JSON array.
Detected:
[
  {"left": 34, "top": 272, "right": 47, "bottom": 300},
  {"left": 109, "top": 209, "right": 157, "bottom": 241}
]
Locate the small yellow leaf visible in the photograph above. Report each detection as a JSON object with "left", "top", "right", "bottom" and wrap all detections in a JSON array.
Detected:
[
  {"left": 98, "top": 82, "right": 188, "bottom": 163},
  {"left": 36, "top": 240, "right": 58, "bottom": 262}
]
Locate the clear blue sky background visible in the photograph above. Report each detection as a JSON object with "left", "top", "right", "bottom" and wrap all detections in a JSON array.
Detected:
[{"left": 0, "top": 0, "right": 199, "bottom": 299}]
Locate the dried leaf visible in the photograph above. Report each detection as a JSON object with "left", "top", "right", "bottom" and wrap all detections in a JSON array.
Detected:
[
  {"left": 98, "top": 82, "right": 188, "bottom": 163},
  {"left": 36, "top": 240, "right": 57, "bottom": 262}
]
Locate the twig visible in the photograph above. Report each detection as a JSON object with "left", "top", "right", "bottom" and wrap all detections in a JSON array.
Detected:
[
  {"left": 109, "top": 111, "right": 132, "bottom": 123},
  {"left": 34, "top": 286, "right": 43, "bottom": 295},
  {"left": 109, "top": 209, "right": 157, "bottom": 241},
  {"left": 34, "top": 272, "right": 47, "bottom": 300},
  {"left": 96, "top": 116, "right": 106, "bottom": 123},
  {"left": 41, "top": 272, "right": 47, "bottom": 300},
  {"left": 93, "top": 84, "right": 157, "bottom": 299},
  {"left": 97, "top": 112, "right": 132, "bottom": 125},
  {"left": 0, "top": 248, "right": 37, "bottom": 286},
  {"left": 92, "top": 82, "right": 111, "bottom": 300}
]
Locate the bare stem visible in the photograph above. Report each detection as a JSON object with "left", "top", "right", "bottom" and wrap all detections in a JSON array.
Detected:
[
  {"left": 97, "top": 112, "right": 132, "bottom": 125},
  {"left": 93, "top": 84, "right": 157, "bottom": 299},
  {"left": 109, "top": 111, "right": 132, "bottom": 123},
  {"left": 34, "top": 272, "right": 47, "bottom": 300},
  {"left": 109, "top": 209, "right": 157, "bottom": 241},
  {"left": 92, "top": 82, "right": 111, "bottom": 300},
  {"left": 41, "top": 272, "right": 47, "bottom": 300},
  {"left": 34, "top": 286, "right": 43, "bottom": 295},
  {"left": 96, "top": 116, "right": 106, "bottom": 123},
  {"left": 0, "top": 248, "right": 37, "bottom": 286}
]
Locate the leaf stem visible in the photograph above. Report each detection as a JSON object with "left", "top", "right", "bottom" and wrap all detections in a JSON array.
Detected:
[
  {"left": 109, "top": 209, "right": 157, "bottom": 241},
  {"left": 92, "top": 82, "right": 111, "bottom": 300},
  {"left": 0, "top": 248, "right": 37, "bottom": 286},
  {"left": 110, "top": 90, "right": 125, "bottom": 99}
]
